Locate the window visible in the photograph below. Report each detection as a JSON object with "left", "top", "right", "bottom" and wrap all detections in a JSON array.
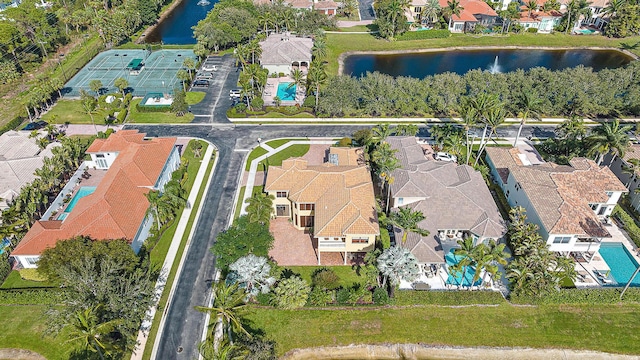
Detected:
[
  {"left": 552, "top": 236, "right": 571, "bottom": 244},
  {"left": 414, "top": 6, "right": 422, "bottom": 12},
  {"left": 276, "top": 191, "right": 287, "bottom": 198},
  {"left": 605, "top": 191, "right": 613, "bottom": 197},
  {"left": 25, "top": 257, "right": 39, "bottom": 266},
  {"left": 515, "top": 183, "right": 522, "bottom": 191},
  {"left": 352, "top": 237, "right": 369, "bottom": 244},
  {"left": 299, "top": 203, "right": 315, "bottom": 211},
  {"left": 96, "top": 158, "right": 108, "bottom": 168},
  {"left": 299, "top": 215, "right": 313, "bottom": 227},
  {"left": 598, "top": 206, "right": 607, "bottom": 215},
  {"left": 397, "top": 198, "right": 404, "bottom": 205},
  {"left": 590, "top": 203, "right": 598, "bottom": 211}
]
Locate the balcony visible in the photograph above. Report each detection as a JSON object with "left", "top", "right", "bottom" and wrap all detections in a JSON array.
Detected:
[{"left": 318, "top": 240, "right": 346, "bottom": 250}]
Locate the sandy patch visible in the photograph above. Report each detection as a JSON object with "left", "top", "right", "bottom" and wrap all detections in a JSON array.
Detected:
[{"left": 0, "top": 349, "right": 46, "bottom": 360}]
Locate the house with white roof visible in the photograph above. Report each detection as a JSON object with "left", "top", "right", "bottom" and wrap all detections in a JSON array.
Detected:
[
  {"left": 387, "top": 137, "right": 507, "bottom": 265},
  {"left": 485, "top": 143, "right": 627, "bottom": 254},
  {"left": 259, "top": 33, "right": 313, "bottom": 76}
]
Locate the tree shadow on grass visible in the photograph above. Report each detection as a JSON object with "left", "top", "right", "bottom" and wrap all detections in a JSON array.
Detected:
[{"left": 620, "top": 41, "right": 640, "bottom": 51}]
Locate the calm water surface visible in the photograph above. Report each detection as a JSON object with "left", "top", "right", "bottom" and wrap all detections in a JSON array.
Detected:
[
  {"left": 145, "top": 0, "right": 215, "bottom": 44},
  {"left": 342, "top": 49, "right": 633, "bottom": 78}
]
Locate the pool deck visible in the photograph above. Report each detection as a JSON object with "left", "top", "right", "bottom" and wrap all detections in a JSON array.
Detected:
[
  {"left": 263, "top": 77, "right": 305, "bottom": 106},
  {"left": 48, "top": 167, "right": 107, "bottom": 221}
]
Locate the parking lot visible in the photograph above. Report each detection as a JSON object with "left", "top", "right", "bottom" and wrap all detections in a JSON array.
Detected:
[{"left": 188, "top": 54, "right": 239, "bottom": 124}]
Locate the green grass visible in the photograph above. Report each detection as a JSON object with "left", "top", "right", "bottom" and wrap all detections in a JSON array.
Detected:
[
  {"left": 326, "top": 33, "right": 640, "bottom": 75},
  {"left": 337, "top": 25, "right": 378, "bottom": 32},
  {"left": 0, "top": 271, "right": 57, "bottom": 289},
  {"left": 41, "top": 99, "right": 110, "bottom": 124},
  {"left": 234, "top": 186, "right": 265, "bottom": 219},
  {"left": 255, "top": 111, "right": 316, "bottom": 118},
  {"left": 127, "top": 99, "right": 195, "bottom": 123},
  {"left": 257, "top": 144, "right": 310, "bottom": 171},
  {"left": 265, "top": 139, "right": 291, "bottom": 148},
  {"left": 282, "top": 266, "right": 367, "bottom": 287},
  {"left": 186, "top": 91, "right": 206, "bottom": 105},
  {"left": 245, "top": 146, "right": 269, "bottom": 171},
  {"left": 245, "top": 303, "right": 640, "bottom": 356},
  {"left": 0, "top": 305, "right": 72, "bottom": 359},
  {"left": 142, "top": 151, "right": 216, "bottom": 360}
]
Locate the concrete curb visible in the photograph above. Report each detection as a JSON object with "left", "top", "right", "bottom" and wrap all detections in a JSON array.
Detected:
[{"left": 228, "top": 117, "right": 640, "bottom": 124}]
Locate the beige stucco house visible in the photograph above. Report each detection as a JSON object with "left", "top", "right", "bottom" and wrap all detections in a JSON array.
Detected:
[
  {"left": 259, "top": 33, "right": 313, "bottom": 76},
  {"left": 264, "top": 147, "right": 379, "bottom": 264}
]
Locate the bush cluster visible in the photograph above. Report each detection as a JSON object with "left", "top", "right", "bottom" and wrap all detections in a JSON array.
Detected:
[
  {"left": 612, "top": 205, "right": 640, "bottom": 248},
  {"left": 0, "top": 289, "right": 67, "bottom": 305},
  {"left": 393, "top": 290, "right": 506, "bottom": 306},
  {"left": 135, "top": 103, "right": 172, "bottom": 113},
  {"left": 511, "top": 288, "right": 640, "bottom": 304},
  {"left": 396, "top": 29, "right": 451, "bottom": 40}
]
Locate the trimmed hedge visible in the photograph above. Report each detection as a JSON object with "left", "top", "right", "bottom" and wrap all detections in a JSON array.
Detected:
[
  {"left": 612, "top": 205, "right": 640, "bottom": 248},
  {"left": 135, "top": 103, "right": 172, "bottom": 112},
  {"left": 379, "top": 227, "right": 391, "bottom": 249},
  {"left": 511, "top": 288, "right": 640, "bottom": 305},
  {"left": 393, "top": 290, "right": 506, "bottom": 306},
  {"left": 0, "top": 289, "right": 67, "bottom": 305},
  {"left": 397, "top": 29, "right": 451, "bottom": 41},
  {"left": 0, "top": 116, "right": 24, "bottom": 136}
]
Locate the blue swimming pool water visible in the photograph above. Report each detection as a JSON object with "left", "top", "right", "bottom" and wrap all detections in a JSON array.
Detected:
[
  {"left": 0, "top": 238, "right": 9, "bottom": 254},
  {"left": 65, "top": 186, "right": 96, "bottom": 213},
  {"left": 445, "top": 249, "right": 482, "bottom": 287},
  {"left": 277, "top": 83, "right": 296, "bottom": 101},
  {"left": 599, "top": 242, "right": 640, "bottom": 286}
]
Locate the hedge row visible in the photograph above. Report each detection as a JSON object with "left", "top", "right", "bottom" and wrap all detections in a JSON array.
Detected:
[
  {"left": 511, "top": 288, "right": 640, "bottom": 305},
  {"left": 397, "top": 29, "right": 451, "bottom": 41},
  {"left": 135, "top": 103, "right": 171, "bottom": 112},
  {"left": 612, "top": 205, "right": 640, "bottom": 248},
  {"left": 0, "top": 289, "right": 67, "bottom": 305},
  {"left": 393, "top": 289, "right": 506, "bottom": 306},
  {"left": 0, "top": 116, "right": 25, "bottom": 136}
]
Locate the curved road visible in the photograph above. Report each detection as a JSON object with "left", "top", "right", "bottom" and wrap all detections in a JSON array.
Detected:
[{"left": 126, "top": 123, "right": 557, "bottom": 360}]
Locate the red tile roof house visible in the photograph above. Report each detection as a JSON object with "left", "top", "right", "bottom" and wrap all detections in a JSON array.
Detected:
[
  {"left": 438, "top": 0, "right": 498, "bottom": 33},
  {"left": 11, "top": 130, "right": 181, "bottom": 269}
]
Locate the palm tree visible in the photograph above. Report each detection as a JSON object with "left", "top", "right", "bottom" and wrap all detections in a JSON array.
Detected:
[
  {"left": 80, "top": 90, "right": 98, "bottom": 134},
  {"left": 475, "top": 106, "right": 507, "bottom": 166},
  {"left": 145, "top": 190, "right": 164, "bottom": 230},
  {"left": 514, "top": 90, "right": 543, "bottom": 146},
  {"left": 199, "top": 337, "right": 246, "bottom": 360},
  {"left": 376, "top": 246, "right": 420, "bottom": 297},
  {"left": 420, "top": 0, "right": 441, "bottom": 24},
  {"left": 556, "top": 115, "right": 586, "bottom": 140},
  {"left": 182, "top": 57, "right": 196, "bottom": 79},
  {"left": 89, "top": 79, "right": 103, "bottom": 98},
  {"left": 177, "top": 70, "right": 190, "bottom": 92},
  {"left": 388, "top": 207, "right": 430, "bottom": 243},
  {"left": 525, "top": 0, "right": 538, "bottom": 17},
  {"left": 65, "top": 305, "right": 122, "bottom": 360},
  {"left": 371, "top": 142, "right": 400, "bottom": 212},
  {"left": 480, "top": 239, "right": 509, "bottom": 286},
  {"left": 307, "top": 62, "right": 327, "bottom": 109},
  {"left": 453, "top": 237, "right": 479, "bottom": 288},
  {"left": 114, "top": 77, "right": 129, "bottom": 97},
  {"left": 311, "top": 39, "right": 327, "bottom": 60},
  {"left": 458, "top": 98, "right": 479, "bottom": 165},
  {"left": 288, "top": 69, "right": 305, "bottom": 92},
  {"left": 246, "top": 39, "right": 262, "bottom": 64},
  {"left": 195, "top": 282, "right": 249, "bottom": 344},
  {"left": 602, "top": 0, "right": 625, "bottom": 16},
  {"left": 442, "top": 132, "right": 465, "bottom": 160},
  {"left": 565, "top": 0, "right": 592, "bottom": 34},
  {"left": 587, "top": 119, "right": 632, "bottom": 165},
  {"left": 228, "top": 254, "right": 276, "bottom": 299},
  {"left": 622, "top": 158, "right": 640, "bottom": 187},
  {"left": 371, "top": 124, "right": 395, "bottom": 144},
  {"left": 244, "top": 193, "right": 275, "bottom": 224},
  {"left": 444, "top": 0, "right": 463, "bottom": 29}
]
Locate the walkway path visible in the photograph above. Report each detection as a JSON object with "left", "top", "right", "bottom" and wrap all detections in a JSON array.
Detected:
[
  {"left": 130, "top": 143, "right": 216, "bottom": 360},
  {"left": 240, "top": 139, "right": 335, "bottom": 216},
  {"left": 336, "top": 20, "right": 374, "bottom": 27}
]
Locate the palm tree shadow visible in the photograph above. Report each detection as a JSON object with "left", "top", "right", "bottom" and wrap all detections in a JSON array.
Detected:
[{"left": 620, "top": 41, "right": 640, "bottom": 51}]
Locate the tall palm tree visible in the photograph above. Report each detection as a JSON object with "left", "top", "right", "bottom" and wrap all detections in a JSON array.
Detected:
[
  {"left": 80, "top": 90, "right": 98, "bottom": 134},
  {"left": 65, "top": 305, "right": 122, "bottom": 360},
  {"left": 371, "top": 142, "right": 400, "bottom": 211},
  {"left": 195, "top": 282, "right": 249, "bottom": 344},
  {"left": 587, "top": 119, "right": 632, "bottom": 165},
  {"left": 388, "top": 207, "right": 430, "bottom": 243},
  {"left": 420, "top": 0, "right": 441, "bottom": 24},
  {"left": 458, "top": 98, "right": 479, "bottom": 165},
  {"left": 480, "top": 239, "right": 509, "bottom": 286},
  {"left": 311, "top": 39, "right": 327, "bottom": 60},
  {"left": 453, "top": 237, "right": 479, "bottom": 288},
  {"left": 288, "top": 69, "right": 305, "bottom": 92},
  {"left": 468, "top": 93, "right": 500, "bottom": 163},
  {"left": 525, "top": 0, "right": 538, "bottom": 17},
  {"left": 622, "top": 158, "right": 640, "bottom": 187},
  {"left": 475, "top": 106, "right": 507, "bottom": 166},
  {"left": 556, "top": 115, "right": 586, "bottom": 140},
  {"left": 177, "top": 70, "right": 190, "bottom": 92},
  {"left": 244, "top": 193, "right": 275, "bottom": 224},
  {"left": 145, "top": 190, "right": 163, "bottom": 230},
  {"left": 514, "top": 90, "right": 543, "bottom": 146},
  {"left": 183, "top": 57, "right": 196, "bottom": 79},
  {"left": 565, "top": 0, "right": 592, "bottom": 34},
  {"left": 307, "top": 62, "right": 327, "bottom": 109},
  {"left": 371, "top": 124, "right": 395, "bottom": 144},
  {"left": 444, "top": 0, "right": 463, "bottom": 29},
  {"left": 602, "top": 0, "right": 625, "bottom": 16},
  {"left": 442, "top": 132, "right": 465, "bottom": 160},
  {"left": 246, "top": 40, "right": 262, "bottom": 64}
]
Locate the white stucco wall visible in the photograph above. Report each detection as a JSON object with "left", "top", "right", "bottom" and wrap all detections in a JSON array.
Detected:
[
  {"left": 155, "top": 146, "right": 181, "bottom": 191},
  {"left": 264, "top": 65, "right": 291, "bottom": 76},
  {"left": 89, "top": 151, "right": 118, "bottom": 169}
]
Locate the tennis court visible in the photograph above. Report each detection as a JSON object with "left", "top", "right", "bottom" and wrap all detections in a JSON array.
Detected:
[{"left": 63, "top": 49, "right": 197, "bottom": 97}]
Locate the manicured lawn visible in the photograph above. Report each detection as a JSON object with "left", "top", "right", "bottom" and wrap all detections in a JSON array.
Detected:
[
  {"left": 282, "top": 266, "right": 367, "bottom": 287},
  {"left": 245, "top": 146, "right": 269, "bottom": 171},
  {"left": 41, "top": 99, "right": 110, "bottom": 124},
  {"left": 257, "top": 144, "right": 310, "bottom": 171},
  {"left": 337, "top": 25, "right": 378, "bottom": 32},
  {"left": 0, "top": 270, "right": 57, "bottom": 289},
  {"left": 265, "top": 139, "right": 291, "bottom": 148},
  {"left": 186, "top": 91, "right": 206, "bottom": 105},
  {"left": 0, "top": 305, "right": 73, "bottom": 359},
  {"left": 127, "top": 99, "right": 195, "bottom": 123},
  {"left": 245, "top": 303, "right": 640, "bottom": 356},
  {"left": 256, "top": 111, "right": 315, "bottom": 118},
  {"left": 326, "top": 33, "right": 640, "bottom": 75}
]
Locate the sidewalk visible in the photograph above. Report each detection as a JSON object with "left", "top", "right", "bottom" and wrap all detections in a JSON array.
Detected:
[{"left": 131, "top": 143, "right": 216, "bottom": 360}]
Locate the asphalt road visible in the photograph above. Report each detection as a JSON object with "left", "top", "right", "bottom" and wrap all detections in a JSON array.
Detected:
[
  {"left": 127, "top": 123, "right": 558, "bottom": 360},
  {"left": 358, "top": 0, "right": 376, "bottom": 21},
  {"left": 189, "top": 54, "right": 238, "bottom": 124}
]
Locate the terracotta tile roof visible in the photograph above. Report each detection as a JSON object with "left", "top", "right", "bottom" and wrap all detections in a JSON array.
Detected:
[
  {"left": 284, "top": 0, "right": 312, "bottom": 8},
  {"left": 12, "top": 130, "right": 177, "bottom": 256},
  {"left": 264, "top": 152, "right": 379, "bottom": 238},
  {"left": 519, "top": 9, "right": 562, "bottom": 22},
  {"left": 314, "top": 0, "right": 338, "bottom": 9},
  {"left": 328, "top": 147, "right": 365, "bottom": 166},
  {"left": 439, "top": 0, "right": 497, "bottom": 22},
  {"left": 486, "top": 146, "right": 627, "bottom": 238}
]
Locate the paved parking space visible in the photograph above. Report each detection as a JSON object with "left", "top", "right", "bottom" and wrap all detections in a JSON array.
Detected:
[{"left": 188, "top": 55, "right": 239, "bottom": 124}]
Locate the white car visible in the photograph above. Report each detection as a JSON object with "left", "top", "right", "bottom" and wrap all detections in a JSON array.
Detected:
[
  {"left": 229, "top": 89, "right": 241, "bottom": 98},
  {"left": 435, "top": 152, "right": 457, "bottom": 163},
  {"left": 202, "top": 64, "right": 218, "bottom": 72}
]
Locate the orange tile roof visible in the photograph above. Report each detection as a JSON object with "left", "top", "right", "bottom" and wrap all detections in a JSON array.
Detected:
[
  {"left": 265, "top": 150, "right": 379, "bottom": 238},
  {"left": 439, "top": 0, "right": 497, "bottom": 22},
  {"left": 12, "top": 130, "right": 177, "bottom": 256}
]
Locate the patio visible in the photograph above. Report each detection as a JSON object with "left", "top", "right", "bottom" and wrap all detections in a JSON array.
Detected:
[{"left": 262, "top": 77, "right": 305, "bottom": 106}]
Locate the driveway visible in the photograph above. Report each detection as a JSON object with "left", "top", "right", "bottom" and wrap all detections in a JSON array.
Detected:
[
  {"left": 358, "top": 0, "right": 376, "bottom": 21},
  {"left": 189, "top": 54, "right": 239, "bottom": 124}
]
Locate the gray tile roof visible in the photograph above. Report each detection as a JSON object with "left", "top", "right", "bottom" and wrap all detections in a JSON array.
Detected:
[{"left": 259, "top": 34, "right": 313, "bottom": 66}]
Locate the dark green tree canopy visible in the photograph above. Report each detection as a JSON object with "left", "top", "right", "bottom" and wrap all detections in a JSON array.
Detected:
[{"left": 211, "top": 215, "right": 275, "bottom": 270}]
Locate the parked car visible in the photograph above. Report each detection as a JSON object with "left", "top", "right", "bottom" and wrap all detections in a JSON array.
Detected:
[
  {"left": 201, "top": 64, "right": 218, "bottom": 72},
  {"left": 434, "top": 152, "right": 457, "bottom": 163},
  {"left": 23, "top": 120, "right": 48, "bottom": 131},
  {"left": 229, "top": 89, "right": 241, "bottom": 98},
  {"left": 196, "top": 72, "right": 214, "bottom": 80},
  {"left": 192, "top": 79, "right": 210, "bottom": 88}
]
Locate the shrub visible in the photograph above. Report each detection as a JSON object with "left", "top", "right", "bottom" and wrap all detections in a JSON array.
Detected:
[
  {"left": 255, "top": 292, "right": 273, "bottom": 305},
  {"left": 613, "top": 205, "right": 640, "bottom": 247},
  {"left": 0, "top": 289, "right": 67, "bottom": 305},
  {"left": 307, "top": 287, "right": 333, "bottom": 306},
  {"left": 336, "top": 287, "right": 351, "bottom": 305},
  {"left": 124, "top": 93, "right": 133, "bottom": 106},
  {"left": 396, "top": 29, "right": 451, "bottom": 41},
  {"left": 1, "top": 116, "right": 24, "bottom": 136},
  {"left": 527, "top": 27, "right": 539, "bottom": 33},
  {"left": 393, "top": 290, "right": 506, "bottom": 305},
  {"left": 303, "top": 96, "right": 316, "bottom": 108},
  {"left": 379, "top": 228, "right": 391, "bottom": 249},
  {"left": 135, "top": 103, "right": 171, "bottom": 112},
  {"left": 235, "top": 103, "right": 248, "bottom": 112},
  {"left": 0, "top": 254, "right": 10, "bottom": 284},
  {"left": 116, "top": 108, "right": 127, "bottom": 123},
  {"left": 511, "top": 288, "right": 640, "bottom": 304},
  {"left": 19, "top": 268, "right": 47, "bottom": 282},
  {"left": 251, "top": 97, "right": 264, "bottom": 110},
  {"left": 311, "top": 268, "right": 341, "bottom": 290},
  {"left": 272, "top": 276, "right": 311, "bottom": 309},
  {"left": 246, "top": 110, "right": 267, "bottom": 116},
  {"left": 372, "top": 286, "right": 390, "bottom": 305},
  {"left": 336, "top": 137, "right": 352, "bottom": 147}
]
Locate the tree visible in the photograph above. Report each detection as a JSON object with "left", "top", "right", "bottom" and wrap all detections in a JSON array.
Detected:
[
  {"left": 388, "top": 207, "right": 429, "bottom": 243},
  {"left": 65, "top": 305, "right": 122, "bottom": 360},
  {"left": 564, "top": 0, "right": 592, "bottom": 34},
  {"left": 475, "top": 106, "right": 507, "bottom": 166},
  {"left": 513, "top": 90, "right": 543, "bottom": 146},
  {"left": 524, "top": 0, "right": 538, "bottom": 17},
  {"left": 171, "top": 89, "right": 189, "bottom": 116},
  {"left": 371, "top": 124, "right": 395, "bottom": 144},
  {"left": 606, "top": 4, "right": 640, "bottom": 38},
  {"left": 395, "top": 124, "right": 419, "bottom": 136},
  {"left": 196, "top": 282, "right": 249, "bottom": 344},
  {"left": 458, "top": 97, "right": 479, "bottom": 164},
  {"left": 622, "top": 158, "right": 640, "bottom": 187},
  {"left": 271, "top": 276, "right": 311, "bottom": 309},
  {"left": 376, "top": 246, "right": 420, "bottom": 297},
  {"left": 244, "top": 193, "right": 274, "bottom": 224},
  {"left": 183, "top": 57, "right": 196, "bottom": 79},
  {"left": 420, "top": 0, "right": 441, "bottom": 24},
  {"left": 211, "top": 216, "right": 275, "bottom": 270},
  {"left": 443, "top": 0, "right": 464, "bottom": 30},
  {"left": 452, "top": 237, "right": 479, "bottom": 287},
  {"left": 177, "top": 69, "right": 190, "bottom": 92},
  {"left": 288, "top": 68, "right": 305, "bottom": 93},
  {"left": 374, "top": 0, "right": 411, "bottom": 38},
  {"left": 114, "top": 77, "right": 129, "bottom": 97},
  {"left": 307, "top": 61, "right": 327, "bottom": 109},
  {"left": 602, "top": 0, "right": 625, "bottom": 17},
  {"left": 80, "top": 90, "right": 98, "bottom": 134},
  {"left": 587, "top": 119, "right": 631, "bottom": 165},
  {"left": 311, "top": 39, "right": 327, "bottom": 60},
  {"left": 145, "top": 190, "right": 169, "bottom": 230},
  {"left": 89, "top": 79, "right": 103, "bottom": 97},
  {"left": 370, "top": 142, "right": 400, "bottom": 212},
  {"left": 227, "top": 255, "right": 276, "bottom": 300}
]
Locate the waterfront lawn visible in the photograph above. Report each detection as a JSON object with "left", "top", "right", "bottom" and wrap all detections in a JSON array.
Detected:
[
  {"left": 0, "top": 305, "right": 73, "bottom": 360},
  {"left": 127, "top": 99, "right": 195, "bottom": 123},
  {"left": 326, "top": 33, "right": 640, "bottom": 75},
  {"left": 245, "top": 303, "right": 640, "bottom": 356},
  {"left": 41, "top": 99, "right": 110, "bottom": 124},
  {"left": 282, "top": 266, "right": 367, "bottom": 287},
  {"left": 257, "top": 144, "right": 310, "bottom": 171}
]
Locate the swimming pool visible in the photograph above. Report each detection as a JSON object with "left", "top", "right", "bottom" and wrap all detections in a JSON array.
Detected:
[
  {"left": 445, "top": 249, "right": 482, "bottom": 287},
  {"left": 277, "top": 82, "right": 296, "bottom": 101},
  {"left": 65, "top": 186, "right": 96, "bottom": 213},
  {"left": 599, "top": 242, "right": 640, "bottom": 286},
  {"left": 0, "top": 238, "right": 10, "bottom": 255}
]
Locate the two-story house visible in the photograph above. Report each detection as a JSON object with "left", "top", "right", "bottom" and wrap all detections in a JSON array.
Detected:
[
  {"left": 606, "top": 145, "right": 640, "bottom": 213},
  {"left": 485, "top": 144, "right": 627, "bottom": 254},
  {"left": 387, "top": 137, "right": 507, "bottom": 265},
  {"left": 264, "top": 147, "right": 379, "bottom": 265}
]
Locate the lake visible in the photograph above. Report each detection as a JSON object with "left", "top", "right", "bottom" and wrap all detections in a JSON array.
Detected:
[
  {"left": 342, "top": 49, "right": 634, "bottom": 78},
  {"left": 145, "top": 0, "right": 215, "bottom": 44}
]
